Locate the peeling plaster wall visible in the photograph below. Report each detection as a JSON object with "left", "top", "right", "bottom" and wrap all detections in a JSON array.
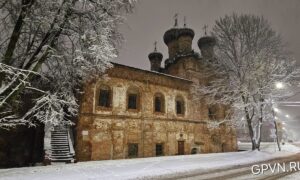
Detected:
[{"left": 76, "top": 65, "right": 237, "bottom": 161}]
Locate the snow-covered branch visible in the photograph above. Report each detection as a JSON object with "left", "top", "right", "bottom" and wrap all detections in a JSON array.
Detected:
[
  {"left": 0, "top": 0, "right": 136, "bottom": 129},
  {"left": 193, "top": 13, "right": 300, "bottom": 150}
]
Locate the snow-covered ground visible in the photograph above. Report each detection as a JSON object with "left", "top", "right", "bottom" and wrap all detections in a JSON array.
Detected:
[
  {"left": 280, "top": 171, "right": 300, "bottom": 179},
  {"left": 238, "top": 141, "right": 300, "bottom": 152},
  {"left": 0, "top": 143, "right": 299, "bottom": 180}
]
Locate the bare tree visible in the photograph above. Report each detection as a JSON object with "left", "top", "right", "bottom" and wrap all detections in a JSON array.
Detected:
[
  {"left": 195, "top": 14, "right": 300, "bottom": 150},
  {"left": 0, "top": 0, "right": 135, "bottom": 128}
]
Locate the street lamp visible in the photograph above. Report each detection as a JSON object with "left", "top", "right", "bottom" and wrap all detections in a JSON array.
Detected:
[
  {"left": 276, "top": 82, "right": 284, "bottom": 89},
  {"left": 272, "top": 107, "right": 281, "bottom": 151}
]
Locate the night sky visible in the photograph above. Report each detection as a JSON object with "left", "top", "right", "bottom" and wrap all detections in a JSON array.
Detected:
[{"left": 115, "top": 0, "right": 300, "bottom": 140}]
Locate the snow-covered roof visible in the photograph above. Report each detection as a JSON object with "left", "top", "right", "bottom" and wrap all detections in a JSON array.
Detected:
[{"left": 111, "top": 62, "right": 193, "bottom": 82}]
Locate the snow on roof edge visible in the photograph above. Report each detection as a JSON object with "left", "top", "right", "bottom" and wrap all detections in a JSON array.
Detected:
[{"left": 111, "top": 62, "right": 193, "bottom": 83}]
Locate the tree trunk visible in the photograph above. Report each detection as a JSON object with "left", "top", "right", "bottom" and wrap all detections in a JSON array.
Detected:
[
  {"left": 242, "top": 96, "right": 257, "bottom": 150},
  {"left": 272, "top": 108, "right": 281, "bottom": 151},
  {"left": 256, "top": 121, "right": 262, "bottom": 151},
  {"left": 2, "top": 0, "right": 35, "bottom": 65},
  {"left": 0, "top": 0, "right": 35, "bottom": 90},
  {"left": 245, "top": 112, "right": 256, "bottom": 150},
  {"left": 274, "top": 121, "right": 281, "bottom": 151}
]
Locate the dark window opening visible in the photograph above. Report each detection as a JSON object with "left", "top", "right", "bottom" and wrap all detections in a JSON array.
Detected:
[
  {"left": 156, "top": 144, "right": 164, "bottom": 156},
  {"left": 191, "top": 148, "right": 198, "bottom": 154},
  {"left": 128, "top": 143, "right": 138, "bottom": 157},
  {"left": 176, "top": 100, "right": 183, "bottom": 115},
  {"left": 208, "top": 107, "right": 217, "bottom": 120},
  {"left": 155, "top": 97, "right": 162, "bottom": 112},
  {"left": 99, "top": 89, "right": 110, "bottom": 107},
  {"left": 128, "top": 94, "right": 138, "bottom": 109},
  {"left": 222, "top": 143, "right": 226, "bottom": 152}
]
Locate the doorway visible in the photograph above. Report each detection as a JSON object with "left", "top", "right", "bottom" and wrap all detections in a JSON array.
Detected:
[{"left": 178, "top": 141, "right": 185, "bottom": 155}]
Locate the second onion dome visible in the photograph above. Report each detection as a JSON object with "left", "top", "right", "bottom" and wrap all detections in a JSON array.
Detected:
[
  {"left": 198, "top": 35, "right": 216, "bottom": 60},
  {"left": 148, "top": 41, "right": 163, "bottom": 72}
]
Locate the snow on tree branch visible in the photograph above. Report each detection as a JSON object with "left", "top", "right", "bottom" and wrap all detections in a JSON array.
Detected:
[
  {"left": 0, "top": 0, "right": 136, "bottom": 129},
  {"left": 193, "top": 13, "right": 300, "bottom": 150},
  {"left": 21, "top": 93, "right": 78, "bottom": 127}
]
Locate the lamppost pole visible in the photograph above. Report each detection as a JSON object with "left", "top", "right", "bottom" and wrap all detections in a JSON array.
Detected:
[{"left": 272, "top": 107, "right": 281, "bottom": 151}]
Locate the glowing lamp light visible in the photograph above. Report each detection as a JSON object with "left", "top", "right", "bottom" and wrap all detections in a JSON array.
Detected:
[
  {"left": 285, "top": 114, "right": 289, "bottom": 118},
  {"left": 274, "top": 108, "right": 279, "bottom": 113},
  {"left": 275, "top": 82, "right": 284, "bottom": 89}
]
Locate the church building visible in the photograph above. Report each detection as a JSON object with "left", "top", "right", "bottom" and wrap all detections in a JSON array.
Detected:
[{"left": 75, "top": 19, "right": 237, "bottom": 161}]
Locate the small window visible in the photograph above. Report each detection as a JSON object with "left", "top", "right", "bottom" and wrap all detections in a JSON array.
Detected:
[
  {"left": 208, "top": 106, "right": 217, "bottom": 120},
  {"left": 128, "top": 143, "right": 138, "bottom": 157},
  {"left": 127, "top": 88, "right": 140, "bottom": 111},
  {"left": 155, "top": 97, "right": 161, "bottom": 112},
  {"left": 156, "top": 144, "right": 164, "bottom": 156},
  {"left": 176, "top": 96, "right": 185, "bottom": 115},
  {"left": 128, "top": 94, "right": 138, "bottom": 109},
  {"left": 154, "top": 93, "right": 165, "bottom": 113},
  {"left": 99, "top": 87, "right": 111, "bottom": 108},
  {"left": 176, "top": 101, "right": 183, "bottom": 114},
  {"left": 191, "top": 148, "right": 198, "bottom": 154}
]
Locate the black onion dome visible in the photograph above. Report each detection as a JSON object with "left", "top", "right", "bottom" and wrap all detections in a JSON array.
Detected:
[
  {"left": 197, "top": 36, "right": 216, "bottom": 48},
  {"left": 163, "top": 28, "right": 179, "bottom": 44},
  {"left": 148, "top": 51, "right": 163, "bottom": 60},
  {"left": 178, "top": 28, "right": 195, "bottom": 39}
]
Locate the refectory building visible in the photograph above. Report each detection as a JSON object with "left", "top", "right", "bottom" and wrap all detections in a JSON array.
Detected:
[{"left": 75, "top": 20, "right": 237, "bottom": 161}]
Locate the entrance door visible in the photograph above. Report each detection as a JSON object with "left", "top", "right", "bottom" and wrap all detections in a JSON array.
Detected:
[{"left": 178, "top": 141, "right": 185, "bottom": 155}]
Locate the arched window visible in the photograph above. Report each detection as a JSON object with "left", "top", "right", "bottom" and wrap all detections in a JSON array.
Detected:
[
  {"left": 175, "top": 96, "right": 185, "bottom": 115},
  {"left": 127, "top": 87, "right": 140, "bottom": 110},
  {"left": 98, "top": 85, "right": 112, "bottom": 108},
  {"left": 154, "top": 93, "right": 165, "bottom": 113}
]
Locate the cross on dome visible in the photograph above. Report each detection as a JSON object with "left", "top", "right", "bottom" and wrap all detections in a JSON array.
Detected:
[
  {"left": 174, "top": 13, "right": 178, "bottom": 27},
  {"left": 203, "top": 24, "right": 208, "bottom": 35},
  {"left": 154, "top": 41, "right": 157, "bottom": 52}
]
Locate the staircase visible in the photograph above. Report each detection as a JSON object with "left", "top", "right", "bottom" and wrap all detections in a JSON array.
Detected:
[{"left": 50, "top": 126, "right": 75, "bottom": 163}]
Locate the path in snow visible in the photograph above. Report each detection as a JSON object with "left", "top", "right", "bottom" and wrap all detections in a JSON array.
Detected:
[{"left": 177, "top": 153, "right": 300, "bottom": 180}]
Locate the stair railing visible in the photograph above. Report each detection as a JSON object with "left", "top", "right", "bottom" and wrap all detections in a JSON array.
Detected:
[{"left": 67, "top": 127, "right": 75, "bottom": 156}]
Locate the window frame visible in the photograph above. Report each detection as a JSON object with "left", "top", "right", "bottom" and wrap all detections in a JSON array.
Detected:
[
  {"left": 155, "top": 143, "right": 164, "bottom": 156},
  {"left": 128, "top": 143, "right": 139, "bottom": 158},
  {"left": 208, "top": 106, "right": 217, "bottom": 120},
  {"left": 127, "top": 88, "right": 140, "bottom": 112},
  {"left": 154, "top": 93, "right": 165, "bottom": 114},
  {"left": 175, "top": 96, "right": 185, "bottom": 116},
  {"left": 97, "top": 85, "right": 112, "bottom": 110}
]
